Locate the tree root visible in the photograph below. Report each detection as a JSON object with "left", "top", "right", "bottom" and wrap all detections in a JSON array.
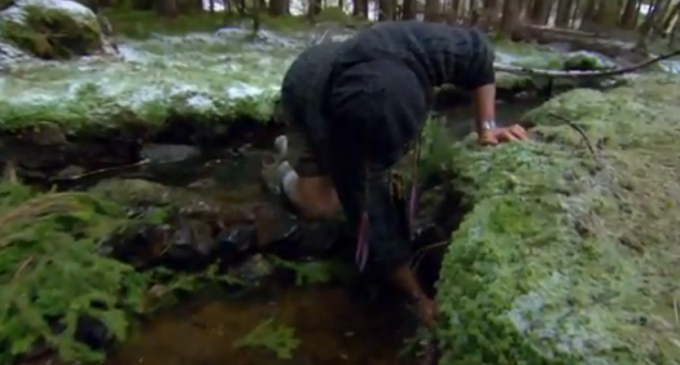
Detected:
[{"left": 494, "top": 48, "right": 680, "bottom": 78}]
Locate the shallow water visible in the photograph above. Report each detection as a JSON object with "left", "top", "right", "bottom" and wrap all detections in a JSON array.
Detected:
[
  {"left": 95, "top": 147, "right": 414, "bottom": 365},
  {"left": 22, "top": 100, "right": 540, "bottom": 365},
  {"left": 105, "top": 285, "right": 408, "bottom": 365}
]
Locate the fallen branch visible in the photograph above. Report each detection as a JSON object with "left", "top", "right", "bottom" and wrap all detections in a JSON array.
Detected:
[
  {"left": 494, "top": 48, "right": 680, "bottom": 78},
  {"left": 48, "top": 159, "right": 151, "bottom": 183},
  {"left": 548, "top": 112, "right": 601, "bottom": 166}
]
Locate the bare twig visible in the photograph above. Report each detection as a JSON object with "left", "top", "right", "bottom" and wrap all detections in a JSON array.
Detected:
[
  {"left": 49, "top": 158, "right": 152, "bottom": 182},
  {"left": 548, "top": 112, "right": 601, "bottom": 166},
  {"left": 13, "top": 256, "right": 34, "bottom": 280},
  {"left": 410, "top": 240, "right": 449, "bottom": 271},
  {"left": 494, "top": 48, "right": 680, "bottom": 79}
]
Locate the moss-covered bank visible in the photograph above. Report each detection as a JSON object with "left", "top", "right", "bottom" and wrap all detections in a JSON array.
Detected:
[{"left": 430, "top": 74, "right": 680, "bottom": 365}]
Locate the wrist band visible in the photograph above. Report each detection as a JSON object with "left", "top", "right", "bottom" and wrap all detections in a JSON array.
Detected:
[{"left": 480, "top": 120, "right": 497, "bottom": 130}]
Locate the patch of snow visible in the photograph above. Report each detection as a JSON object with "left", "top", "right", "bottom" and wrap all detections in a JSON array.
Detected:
[{"left": 225, "top": 82, "right": 266, "bottom": 98}]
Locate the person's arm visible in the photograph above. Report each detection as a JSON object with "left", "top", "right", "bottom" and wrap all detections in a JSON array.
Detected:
[
  {"left": 456, "top": 29, "right": 497, "bottom": 134},
  {"left": 325, "top": 141, "right": 424, "bottom": 300},
  {"left": 472, "top": 84, "right": 497, "bottom": 135}
]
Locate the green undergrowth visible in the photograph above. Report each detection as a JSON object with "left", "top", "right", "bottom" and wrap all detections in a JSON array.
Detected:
[
  {"left": 233, "top": 318, "right": 300, "bottom": 359},
  {"left": 0, "top": 181, "right": 252, "bottom": 363},
  {"left": 0, "top": 184, "right": 147, "bottom": 364},
  {"left": 0, "top": 33, "right": 293, "bottom": 132},
  {"left": 428, "top": 74, "right": 680, "bottom": 365}
]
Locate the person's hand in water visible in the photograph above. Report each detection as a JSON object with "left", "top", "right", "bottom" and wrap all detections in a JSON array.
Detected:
[{"left": 478, "top": 123, "right": 528, "bottom": 146}]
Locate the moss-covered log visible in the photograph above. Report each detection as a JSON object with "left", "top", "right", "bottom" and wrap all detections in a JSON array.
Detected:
[{"left": 432, "top": 74, "right": 680, "bottom": 365}]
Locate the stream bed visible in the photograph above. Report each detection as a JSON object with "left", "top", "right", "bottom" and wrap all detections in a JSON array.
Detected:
[{"left": 12, "top": 96, "right": 540, "bottom": 365}]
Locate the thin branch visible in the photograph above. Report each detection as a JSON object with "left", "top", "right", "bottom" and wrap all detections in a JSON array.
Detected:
[
  {"left": 48, "top": 158, "right": 151, "bottom": 182},
  {"left": 548, "top": 112, "right": 601, "bottom": 166},
  {"left": 494, "top": 48, "right": 680, "bottom": 79},
  {"left": 13, "top": 256, "right": 34, "bottom": 280}
]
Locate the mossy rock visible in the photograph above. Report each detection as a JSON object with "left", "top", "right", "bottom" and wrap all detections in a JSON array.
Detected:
[
  {"left": 87, "top": 178, "right": 204, "bottom": 208},
  {"left": 430, "top": 74, "right": 680, "bottom": 365},
  {"left": 0, "top": 0, "right": 103, "bottom": 60}
]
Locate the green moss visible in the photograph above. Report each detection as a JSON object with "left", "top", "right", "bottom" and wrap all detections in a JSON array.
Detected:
[
  {"left": 0, "top": 4, "right": 102, "bottom": 59},
  {"left": 0, "top": 184, "right": 149, "bottom": 364},
  {"left": 432, "top": 74, "right": 680, "bottom": 365},
  {"left": 233, "top": 318, "right": 300, "bottom": 359},
  {"left": 0, "top": 32, "right": 291, "bottom": 131}
]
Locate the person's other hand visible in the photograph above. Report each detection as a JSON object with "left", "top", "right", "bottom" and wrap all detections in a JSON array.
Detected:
[
  {"left": 416, "top": 296, "right": 438, "bottom": 327},
  {"left": 478, "top": 124, "right": 528, "bottom": 146}
]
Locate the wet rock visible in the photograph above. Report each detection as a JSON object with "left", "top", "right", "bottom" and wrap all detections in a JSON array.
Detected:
[
  {"left": 0, "top": 0, "right": 110, "bottom": 60},
  {"left": 216, "top": 225, "right": 255, "bottom": 261},
  {"left": 88, "top": 178, "right": 203, "bottom": 208},
  {"left": 251, "top": 203, "right": 298, "bottom": 249},
  {"left": 160, "top": 217, "right": 218, "bottom": 270},
  {"left": 188, "top": 177, "right": 217, "bottom": 189},
  {"left": 140, "top": 143, "right": 201, "bottom": 164},
  {"left": 227, "top": 253, "right": 275, "bottom": 286},
  {"left": 54, "top": 164, "right": 85, "bottom": 179},
  {"left": 563, "top": 51, "right": 614, "bottom": 71}
]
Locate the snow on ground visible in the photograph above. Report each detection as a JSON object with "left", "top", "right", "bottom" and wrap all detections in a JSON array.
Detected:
[{"left": 0, "top": 30, "right": 307, "bottom": 126}]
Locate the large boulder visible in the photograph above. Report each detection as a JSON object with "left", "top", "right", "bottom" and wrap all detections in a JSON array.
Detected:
[
  {"left": 0, "top": 0, "right": 105, "bottom": 60},
  {"left": 429, "top": 74, "right": 680, "bottom": 365}
]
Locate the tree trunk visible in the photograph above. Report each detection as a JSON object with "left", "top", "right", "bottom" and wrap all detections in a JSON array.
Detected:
[
  {"left": 402, "top": 0, "right": 416, "bottom": 19},
  {"left": 268, "top": 0, "right": 289, "bottom": 15},
  {"left": 252, "top": 0, "right": 261, "bottom": 34},
  {"left": 499, "top": 0, "right": 519, "bottom": 35},
  {"left": 619, "top": 0, "right": 638, "bottom": 29},
  {"left": 353, "top": 0, "right": 368, "bottom": 17},
  {"left": 379, "top": 0, "right": 394, "bottom": 20},
  {"left": 669, "top": 7, "right": 680, "bottom": 47},
  {"left": 662, "top": 1, "right": 680, "bottom": 34},
  {"left": 529, "top": 0, "right": 555, "bottom": 24},
  {"left": 594, "top": 0, "right": 620, "bottom": 27},
  {"left": 155, "top": 0, "right": 178, "bottom": 17},
  {"left": 424, "top": 0, "right": 440, "bottom": 21},
  {"left": 555, "top": 0, "right": 574, "bottom": 27},
  {"left": 481, "top": 0, "right": 498, "bottom": 24},
  {"left": 450, "top": 0, "right": 461, "bottom": 19},
  {"left": 308, "top": 0, "right": 322, "bottom": 17},
  {"left": 651, "top": 0, "right": 672, "bottom": 34},
  {"left": 636, "top": 0, "right": 667, "bottom": 50},
  {"left": 579, "top": 0, "right": 598, "bottom": 29}
]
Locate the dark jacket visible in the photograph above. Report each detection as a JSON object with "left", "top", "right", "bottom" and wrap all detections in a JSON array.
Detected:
[{"left": 281, "top": 22, "right": 496, "bottom": 272}]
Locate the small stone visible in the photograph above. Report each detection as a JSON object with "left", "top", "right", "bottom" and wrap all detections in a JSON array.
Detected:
[{"left": 140, "top": 143, "right": 201, "bottom": 164}]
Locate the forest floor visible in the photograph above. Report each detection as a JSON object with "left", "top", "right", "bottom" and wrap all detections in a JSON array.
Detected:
[{"left": 1, "top": 8, "right": 680, "bottom": 365}]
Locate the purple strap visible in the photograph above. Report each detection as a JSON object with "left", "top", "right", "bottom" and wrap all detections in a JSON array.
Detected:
[
  {"left": 355, "top": 211, "right": 370, "bottom": 272},
  {"left": 354, "top": 135, "right": 421, "bottom": 272},
  {"left": 408, "top": 184, "right": 418, "bottom": 237}
]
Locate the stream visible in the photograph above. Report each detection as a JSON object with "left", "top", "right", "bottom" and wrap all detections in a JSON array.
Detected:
[{"left": 77, "top": 100, "right": 536, "bottom": 365}]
